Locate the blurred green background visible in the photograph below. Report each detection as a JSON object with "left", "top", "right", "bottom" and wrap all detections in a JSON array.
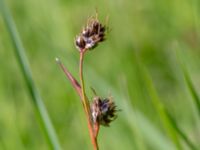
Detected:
[{"left": 0, "top": 0, "right": 200, "bottom": 149}]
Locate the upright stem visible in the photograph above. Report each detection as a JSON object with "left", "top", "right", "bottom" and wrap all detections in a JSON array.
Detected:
[
  {"left": 0, "top": 0, "right": 61, "bottom": 149},
  {"left": 79, "top": 51, "right": 99, "bottom": 150}
]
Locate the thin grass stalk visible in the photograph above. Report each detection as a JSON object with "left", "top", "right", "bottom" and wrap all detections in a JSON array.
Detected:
[
  {"left": 0, "top": 1, "right": 61, "bottom": 149},
  {"left": 133, "top": 52, "right": 182, "bottom": 150},
  {"left": 183, "top": 67, "right": 200, "bottom": 117},
  {"left": 183, "top": 66, "right": 200, "bottom": 117},
  {"left": 135, "top": 52, "right": 198, "bottom": 150},
  {"left": 119, "top": 76, "right": 147, "bottom": 150},
  {"left": 176, "top": 49, "right": 200, "bottom": 117},
  {"left": 166, "top": 111, "right": 197, "bottom": 150},
  {"left": 79, "top": 51, "right": 99, "bottom": 150},
  {"left": 141, "top": 65, "right": 182, "bottom": 150}
]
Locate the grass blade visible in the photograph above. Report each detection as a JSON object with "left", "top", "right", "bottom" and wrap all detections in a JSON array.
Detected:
[
  {"left": 138, "top": 62, "right": 182, "bottom": 150},
  {"left": 166, "top": 111, "right": 198, "bottom": 150},
  {"left": 134, "top": 52, "right": 197, "bottom": 150},
  {"left": 176, "top": 48, "right": 200, "bottom": 117},
  {"left": 119, "top": 76, "right": 147, "bottom": 150},
  {"left": 181, "top": 63, "right": 200, "bottom": 117},
  {"left": 0, "top": 1, "right": 61, "bottom": 149}
]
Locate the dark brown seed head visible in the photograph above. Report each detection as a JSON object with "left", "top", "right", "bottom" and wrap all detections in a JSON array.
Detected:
[
  {"left": 90, "top": 96, "right": 118, "bottom": 126},
  {"left": 75, "top": 36, "right": 86, "bottom": 51},
  {"left": 75, "top": 15, "right": 107, "bottom": 51}
]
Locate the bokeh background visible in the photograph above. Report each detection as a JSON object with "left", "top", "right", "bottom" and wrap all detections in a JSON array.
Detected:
[{"left": 0, "top": 0, "right": 200, "bottom": 149}]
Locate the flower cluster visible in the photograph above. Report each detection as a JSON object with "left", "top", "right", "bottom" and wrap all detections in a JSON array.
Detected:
[
  {"left": 57, "top": 13, "right": 118, "bottom": 149},
  {"left": 91, "top": 96, "right": 117, "bottom": 126},
  {"left": 75, "top": 17, "right": 106, "bottom": 51}
]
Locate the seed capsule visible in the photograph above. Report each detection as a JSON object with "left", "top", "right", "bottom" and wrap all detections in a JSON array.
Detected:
[
  {"left": 90, "top": 96, "right": 118, "bottom": 126},
  {"left": 75, "top": 16, "right": 106, "bottom": 51},
  {"left": 75, "top": 36, "right": 86, "bottom": 51}
]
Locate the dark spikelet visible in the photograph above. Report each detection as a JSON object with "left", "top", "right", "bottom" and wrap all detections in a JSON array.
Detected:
[
  {"left": 75, "top": 15, "right": 107, "bottom": 51},
  {"left": 90, "top": 96, "right": 118, "bottom": 126},
  {"left": 75, "top": 36, "right": 86, "bottom": 50}
]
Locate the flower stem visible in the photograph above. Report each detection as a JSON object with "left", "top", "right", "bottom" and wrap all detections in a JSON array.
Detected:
[{"left": 79, "top": 51, "right": 99, "bottom": 150}]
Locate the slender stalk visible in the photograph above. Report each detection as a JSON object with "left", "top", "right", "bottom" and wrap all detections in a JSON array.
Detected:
[
  {"left": 79, "top": 51, "right": 99, "bottom": 150},
  {"left": 176, "top": 49, "right": 200, "bottom": 118},
  {"left": 166, "top": 111, "right": 198, "bottom": 150},
  {"left": 183, "top": 66, "right": 200, "bottom": 117},
  {"left": 135, "top": 55, "right": 197, "bottom": 150},
  {"left": 0, "top": 0, "right": 61, "bottom": 149},
  {"left": 133, "top": 52, "right": 182, "bottom": 150}
]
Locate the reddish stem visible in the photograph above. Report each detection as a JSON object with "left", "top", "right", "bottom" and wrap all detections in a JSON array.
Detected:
[
  {"left": 56, "top": 52, "right": 99, "bottom": 149},
  {"left": 94, "top": 123, "right": 100, "bottom": 138},
  {"left": 79, "top": 51, "right": 99, "bottom": 150}
]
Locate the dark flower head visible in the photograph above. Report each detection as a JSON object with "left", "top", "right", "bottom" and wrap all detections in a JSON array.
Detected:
[
  {"left": 75, "top": 36, "right": 86, "bottom": 50},
  {"left": 75, "top": 15, "right": 106, "bottom": 52},
  {"left": 90, "top": 96, "right": 118, "bottom": 126}
]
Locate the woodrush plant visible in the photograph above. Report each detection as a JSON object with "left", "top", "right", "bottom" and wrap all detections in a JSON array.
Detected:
[{"left": 56, "top": 14, "right": 118, "bottom": 150}]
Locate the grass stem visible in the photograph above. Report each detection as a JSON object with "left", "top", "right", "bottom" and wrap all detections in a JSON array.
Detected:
[
  {"left": 0, "top": 1, "right": 61, "bottom": 149},
  {"left": 79, "top": 51, "right": 99, "bottom": 150}
]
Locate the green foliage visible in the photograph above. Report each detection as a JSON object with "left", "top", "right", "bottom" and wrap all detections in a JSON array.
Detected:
[
  {"left": 0, "top": 0, "right": 61, "bottom": 149},
  {"left": 0, "top": 0, "right": 200, "bottom": 149}
]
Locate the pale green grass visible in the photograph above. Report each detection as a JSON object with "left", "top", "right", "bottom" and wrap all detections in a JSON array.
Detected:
[{"left": 0, "top": 0, "right": 61, "bottom": 149}]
